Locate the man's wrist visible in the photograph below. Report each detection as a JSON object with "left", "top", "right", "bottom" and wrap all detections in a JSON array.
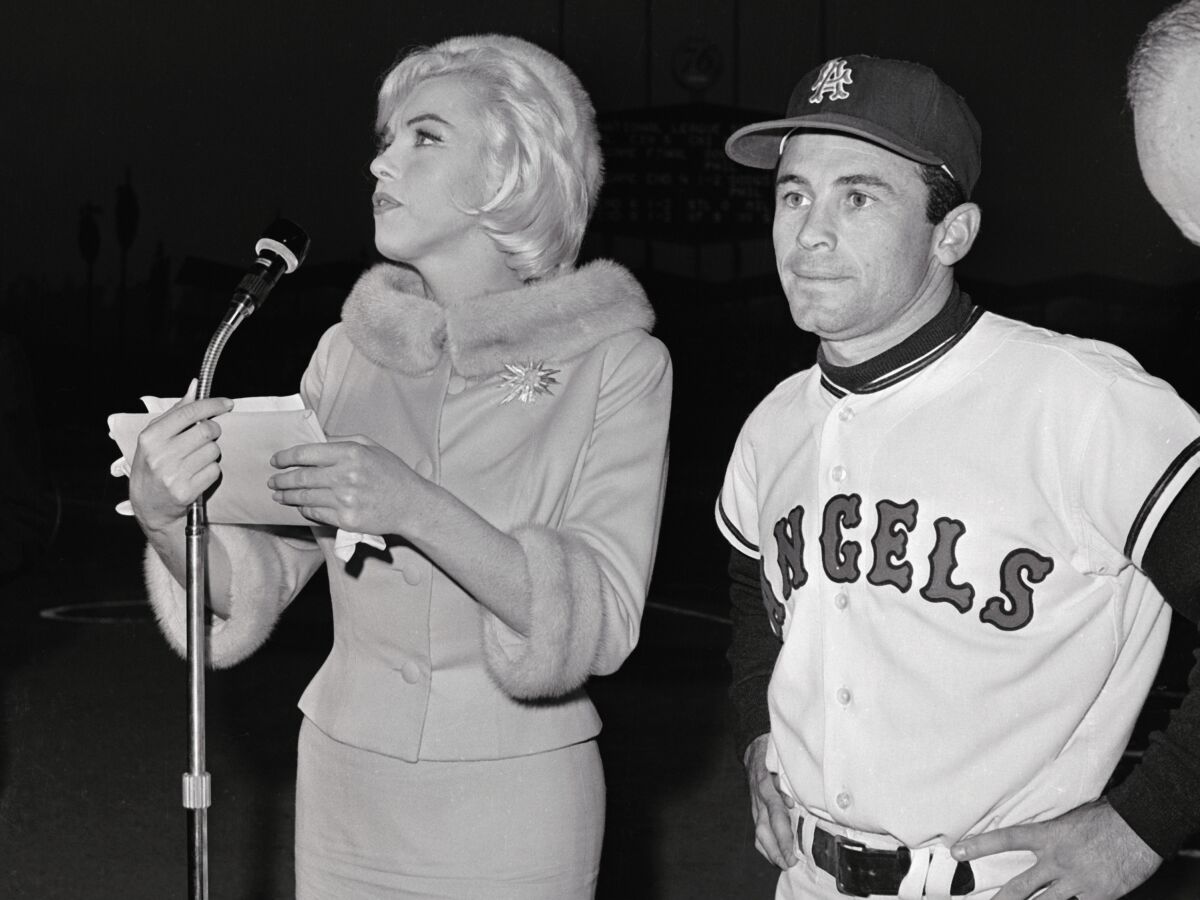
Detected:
[{"left": 744, "top": 732, "right": 770, "bottom": 769}]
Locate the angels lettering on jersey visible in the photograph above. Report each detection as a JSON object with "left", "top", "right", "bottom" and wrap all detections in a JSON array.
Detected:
[{"left": 761, "top": 493, "right": 1054, "bottom": 638}]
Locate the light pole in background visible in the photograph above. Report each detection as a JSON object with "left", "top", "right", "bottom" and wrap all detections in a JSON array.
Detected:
[
  {"left": 77, "top": 201, "right": 101, "bottom": 346},
  {"left": 115, "top": 168, "right": 140, "bottom": 346}
]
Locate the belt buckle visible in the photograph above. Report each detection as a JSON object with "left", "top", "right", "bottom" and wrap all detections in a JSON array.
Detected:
[{"left": 833, "top": 834, "right": 870, "bottom": 898}]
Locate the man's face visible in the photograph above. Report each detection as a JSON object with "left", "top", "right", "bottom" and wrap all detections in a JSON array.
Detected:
[
  {"left": 1135, "top": 56, "right": 1200, "bottom": 246},
  {"left": 772, "top": 132, "right": 940, "bottom": 353}
]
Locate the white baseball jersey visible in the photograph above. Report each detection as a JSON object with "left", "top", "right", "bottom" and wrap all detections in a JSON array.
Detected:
[{"left": 716, "top": 302, "right": 1200, "bottom": 849}]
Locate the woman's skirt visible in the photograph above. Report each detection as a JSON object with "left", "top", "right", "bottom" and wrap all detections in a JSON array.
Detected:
[{"left": 295, "top": 716, "right": 605, "bottom": 899}]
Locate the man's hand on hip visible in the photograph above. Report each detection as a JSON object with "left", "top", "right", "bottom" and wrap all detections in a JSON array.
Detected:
[
  {"left": 950, "top": 797, "right": 1162, "bottom": 900},
  {"left": 745, "top": 733, "right": 798, "bottom": 869}
]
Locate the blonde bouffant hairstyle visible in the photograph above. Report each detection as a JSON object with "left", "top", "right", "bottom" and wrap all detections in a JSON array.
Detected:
[{"left": 376, "top": 34, "right": 603, "bottom": 283}]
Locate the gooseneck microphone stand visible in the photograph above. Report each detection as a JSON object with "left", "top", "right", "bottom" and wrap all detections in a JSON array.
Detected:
[{"left": 184, "top": 219, "right": 310, "bottom": 900}]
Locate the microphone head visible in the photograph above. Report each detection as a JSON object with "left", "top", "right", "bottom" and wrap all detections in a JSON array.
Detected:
[{"left": 254, "top": 218, "right": 311, "bottom": 274}]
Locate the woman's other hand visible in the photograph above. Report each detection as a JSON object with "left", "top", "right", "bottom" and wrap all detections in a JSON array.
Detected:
[
  {"left": 129, "top": 393, "right": 233, "bottom": 533},
  {"left": 269, "top": 436, "right": 419, "bottom": 535}
]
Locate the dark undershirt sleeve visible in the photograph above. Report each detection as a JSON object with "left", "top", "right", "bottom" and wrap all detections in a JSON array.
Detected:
[
  {"left": 726, "top": 549, "right": 781, "bottom": 763},
  {"left": 1107, "top": 469, "right": 1200, "bottom": 859}
]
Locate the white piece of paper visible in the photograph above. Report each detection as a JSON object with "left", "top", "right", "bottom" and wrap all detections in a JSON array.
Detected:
[
  {"left": 109, "top": 393, "right": 389, "bottom": 560},
  {"left": 107, "top": 395, "right": 326, "bottom": 527}
]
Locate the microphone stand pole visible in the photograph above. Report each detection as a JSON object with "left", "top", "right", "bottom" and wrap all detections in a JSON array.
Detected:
[
  {"left": 183, "top": 296, "right": 258, "bottom": 900},
  {"left": 177, "top": 218, "right": 308, "bottom": 900}
]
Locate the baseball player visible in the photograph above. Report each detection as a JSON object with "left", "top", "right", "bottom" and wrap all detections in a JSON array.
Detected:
[{"left": 716, "top": 54, "right": 1200, "bottom": 899}]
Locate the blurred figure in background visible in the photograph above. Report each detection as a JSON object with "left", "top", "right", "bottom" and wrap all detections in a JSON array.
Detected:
[{"left": 1129, "top": 0, "right": 1200, "bottom": 245}]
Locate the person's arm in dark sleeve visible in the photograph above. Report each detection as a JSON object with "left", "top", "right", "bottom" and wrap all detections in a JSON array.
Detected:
[
  {"left": 727, "top": 548, "right": 781, "bottom": 761},
  {"left": 1109, "top": 469, "right": 1200, "bottom": 859}
]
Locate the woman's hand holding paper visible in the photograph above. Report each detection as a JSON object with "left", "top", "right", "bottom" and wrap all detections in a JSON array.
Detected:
[
  {"left": 269, "top": 435, "right": 420, "bottom": 536},
  {"left": 129, "top": 394, "right": 234, "bottom": 533}
]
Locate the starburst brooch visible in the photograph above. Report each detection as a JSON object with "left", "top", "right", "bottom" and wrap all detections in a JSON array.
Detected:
[{"left": 498, "top": 360, "right": 560, "bottom": 404}]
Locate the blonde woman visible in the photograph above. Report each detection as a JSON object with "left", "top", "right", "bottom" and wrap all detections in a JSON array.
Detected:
[{"left": 129, "top": 34, "right": 671, "bottom": 899}]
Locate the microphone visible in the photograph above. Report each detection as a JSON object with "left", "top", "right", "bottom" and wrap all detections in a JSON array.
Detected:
[{"left": 230, "top": 218, "right": 311, "bottom": 315}]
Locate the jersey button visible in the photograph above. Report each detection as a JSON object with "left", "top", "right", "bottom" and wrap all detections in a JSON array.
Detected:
[
  {"left": 836, "top": 792, "right": 852, "bottom": 810},
  {"left": 836, "top": 687, "right": 852, "bottom": 706},
  {"left": 834, "top": 592, "right": 849, "bottom": 610},
  {"left": 448, "top": 374, "right": 467, "bottom": 395},
  {"left": 400, "top": 661, "right": 422, "bottom": 684},
  {"left": 401, "top": 565, "right": 423, "bottom": 586},
  {"left": 838, "top": 406, "right": 854, "bottom": 422},
  {"left": 415, "top": 458, "right": 434, "bottom": 478},
  {"left": 831, "top": 465, "right": 847, "bottom": 483}
]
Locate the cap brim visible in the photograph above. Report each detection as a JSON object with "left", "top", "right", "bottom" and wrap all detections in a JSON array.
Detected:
[{"left": 726, "top": 113, "right": 947, "bottom": 170}]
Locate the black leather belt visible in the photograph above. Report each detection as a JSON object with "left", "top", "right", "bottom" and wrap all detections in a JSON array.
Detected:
[{"left": 804, "top": 818, "right": 976, "bottom": 897}]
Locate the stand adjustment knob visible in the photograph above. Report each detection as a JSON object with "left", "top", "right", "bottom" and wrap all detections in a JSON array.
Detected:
[{"left": 182, "top": 772, "right": 211, "bottom": 810}]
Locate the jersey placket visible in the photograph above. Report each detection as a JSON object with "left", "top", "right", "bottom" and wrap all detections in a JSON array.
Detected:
[{"left": 816, "top": 391, "right": 867, "bottom": 822}]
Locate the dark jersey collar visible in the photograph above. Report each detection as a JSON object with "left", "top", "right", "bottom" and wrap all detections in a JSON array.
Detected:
[{"left": 818, "top": 285, "right": 982, "bottom": 397}]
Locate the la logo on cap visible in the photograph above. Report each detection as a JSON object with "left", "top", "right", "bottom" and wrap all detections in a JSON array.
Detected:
[{"left": 809, "top": 58, "right": 853, "bottom": 104}]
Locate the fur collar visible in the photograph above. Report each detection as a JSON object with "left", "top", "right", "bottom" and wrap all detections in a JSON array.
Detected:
[{"left": 340, "top": 260, "right": 655, "bottom": 377}]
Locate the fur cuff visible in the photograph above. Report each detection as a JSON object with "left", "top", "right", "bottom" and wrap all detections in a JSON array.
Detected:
[
  {"left": 482, "top": 525, "right": 605, "bottom": 699},
  {"left": 143, "top": 531, "right": 287, "bottom": 669}
]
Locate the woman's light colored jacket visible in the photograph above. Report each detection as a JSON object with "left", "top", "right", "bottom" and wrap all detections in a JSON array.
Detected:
[{"left": 145, "top": 259, "right": 671, "bottom": 762}]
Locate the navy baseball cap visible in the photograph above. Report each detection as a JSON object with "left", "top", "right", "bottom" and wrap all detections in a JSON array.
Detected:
[{"left": 725, "top": 55, "right": 982, "bottom": 197}]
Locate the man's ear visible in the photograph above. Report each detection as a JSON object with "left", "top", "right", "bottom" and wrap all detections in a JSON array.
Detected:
[{"left": 932, "top": 202, "right": 982, "bottom": 266}]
